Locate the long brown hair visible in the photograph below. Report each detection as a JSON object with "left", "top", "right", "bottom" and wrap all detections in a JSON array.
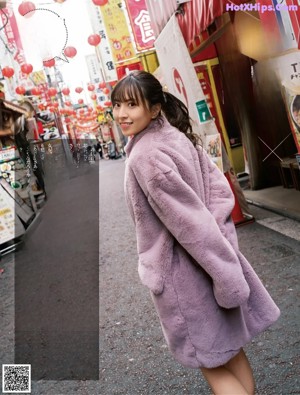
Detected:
[{"left": 111, "top": 70, "right": 200, "bottom": 146}]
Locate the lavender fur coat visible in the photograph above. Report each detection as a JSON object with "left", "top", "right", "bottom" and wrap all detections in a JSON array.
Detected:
[{"left": 124, "top": 117, "right": 280, "bottom": 369}]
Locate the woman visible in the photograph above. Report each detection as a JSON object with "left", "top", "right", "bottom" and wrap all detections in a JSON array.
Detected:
[{"left": 111, "top": 70, "right": 280, "bottom": 395}]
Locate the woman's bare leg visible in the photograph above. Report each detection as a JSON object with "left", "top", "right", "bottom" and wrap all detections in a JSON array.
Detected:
[
  {"left": 224, "top": 349, "right": 255, "bottom": 395},
  {"left": 200, "top": 349, "right": 255, "bottom": 395},
  {"left": 201, "top": 365, "right": 249, "bottom": 395}
]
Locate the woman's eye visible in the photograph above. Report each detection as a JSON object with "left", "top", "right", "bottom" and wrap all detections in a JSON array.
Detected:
[
  {"left": 113, "top": 103, "right": 120, "bottom": 108},
  {"left": 128, "top": 102, "right": 136, "bottom": 107}
]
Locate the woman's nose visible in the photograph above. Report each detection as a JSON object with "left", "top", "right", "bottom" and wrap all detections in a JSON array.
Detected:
[{"left": 118, "top": 104, "right": 127, "bottom": 118}]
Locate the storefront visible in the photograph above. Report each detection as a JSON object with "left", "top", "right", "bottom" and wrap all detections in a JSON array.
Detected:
[{"left": 146, "top": 0, "right": 300, "bottom": 191}]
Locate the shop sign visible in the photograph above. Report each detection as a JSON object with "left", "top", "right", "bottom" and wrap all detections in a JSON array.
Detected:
[
  {"left": 273, "top": 51, "right": 300, "bottom": 152},
  {"left": 0, "top": 147, "right": 20, "bottom": 163},
  {"left": 99, "top": 0, "right": 136, "bottom": 64},
  {"left": 0, "top": 6, "right": 27, "bottom": 71},
  {"left": 155, "top": 15, "right": 218, "bottom": 138},
  {"left": 196, "top": 99, "right": 212, "bottom": 123},
  {"left": 125, "top": 0, "right": 155, "bottom": 51}
]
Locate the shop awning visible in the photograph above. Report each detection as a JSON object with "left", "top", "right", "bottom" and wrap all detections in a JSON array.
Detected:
[
  {"left": 0, "top": 99, "right": 29, "bottom": 116},
  {"left": 146, "top": 0, "right": 248, "bottom": 47}
]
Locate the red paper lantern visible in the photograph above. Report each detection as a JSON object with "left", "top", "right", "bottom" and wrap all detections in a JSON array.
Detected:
[
  {"left": 2, "top": 66, "right": 14, "bottom": 79},
  {"left": 87, "top": 84, "right": 95, "bottom": 92},
  {"left": 78, "top": 99, "right": 84, "bottom": 104},
  {"left": 62, "top": 87, "right": 70, "bottom": 96},
  {"left": 75, "top": 87, "right": 83, "bottom": 94},
  {"left": 38, "top": 103, "right": 45, "bottom": 111},
  {"left": 92, "top": 0, "right": 108, "bottom": 5},
  {"left": 104, "top": 100, "right": 112, "bottom": 107},
  {"left": 78, "top": 108, "right": 85, "bottom": 115},
  {"left": 102, "top": 87, "right": 110, "bottom": 95},
  {"left": 21, "top": 63, "right": 33, "bottom": 75},
  {"left": 52, "top": 101, "right": 59, "bottom": 108},
  {"left": 15, "top": 86, "right": 26, "bottom": 95},
  {"left": 49, "top": 106, "right": 56, "bottom": 113},
  {"left": 98, "top": 82, "right": 106, "bottom": 89},
  {"left": 18, "top": 1, "right": 36, "bottom": 17},
  {"left": 96, "top": 104, "right": 103, "bottom": 111},
  {"left": 64, "top": 46, "right": 77, "bottom": 58},
  {"left": 90, "top": 93, "right": 97, "bottom": 100},
  {"left": 31, "top": 87, "right": 41, "bottom": 96},
  {"left": 43, "top": 58, "right": 55, "bottom": 68},
  {"left": 48, "top": 87, "right": 57, "bottom": 97},
  {"left": 65, "top": 100, "right": 72, "bottom": 106},
  {"left": 88, "top": 34, "right": 101, "bottom": 46}
]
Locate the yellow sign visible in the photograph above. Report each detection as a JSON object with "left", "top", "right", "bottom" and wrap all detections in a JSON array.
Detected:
[{"left": 100, "top": 0, "right": 136, "bottom": 64}]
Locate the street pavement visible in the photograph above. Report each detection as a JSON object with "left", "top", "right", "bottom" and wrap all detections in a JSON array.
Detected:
[{"left": 1, "top": 155, "right": 300, "bottom": 394}]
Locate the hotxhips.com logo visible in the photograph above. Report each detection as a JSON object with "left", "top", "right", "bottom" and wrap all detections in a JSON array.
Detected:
[{"left": 226, "top": 2, "right": 298, "bottom": 13}]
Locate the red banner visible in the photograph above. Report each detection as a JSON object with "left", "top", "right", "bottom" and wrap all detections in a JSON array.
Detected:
[
  {"left": 125, "top": 0, "right": 155, "bottom": 52},
  {"left": 0, "top": 6, "right": 27, "bottom": 67}
]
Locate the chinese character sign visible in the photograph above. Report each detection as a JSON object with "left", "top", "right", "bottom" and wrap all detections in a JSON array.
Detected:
[
  {"left": 99, "top": 0, "right": 136, "bottom": 64},
  {"left": 125, "top": 0, "right": 155, "bottom": 51}
]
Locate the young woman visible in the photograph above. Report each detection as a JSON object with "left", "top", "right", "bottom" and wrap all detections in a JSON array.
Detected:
[{"left": 111, "top": 70, "right": 280, "bottom": 395}]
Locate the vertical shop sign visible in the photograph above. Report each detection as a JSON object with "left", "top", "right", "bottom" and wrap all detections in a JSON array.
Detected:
[
  {"left": 86, "top": 0, "right": 117, "bottom": 81},
  {"left": 99, "top": 0, "right": 136, "bottom": 64},
  {"left": 286, "top": 0, "right": 300, "bottom": 48},
  {"left": 155, "top": 15, "right": 218, "bottom": 138},
  {"left": 0, "top": 6, "right": 27, "bottom": 68},
  {"left": 272, "top": 0, "right": 298, "bottom": 49},
  {"left": 125, "top": 0, "right": 155, "bottom": 51}
]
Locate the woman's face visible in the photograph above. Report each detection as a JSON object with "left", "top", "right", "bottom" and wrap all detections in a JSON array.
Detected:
[{"left": 113, "top": 97, "right": 159, "bottom": 137}]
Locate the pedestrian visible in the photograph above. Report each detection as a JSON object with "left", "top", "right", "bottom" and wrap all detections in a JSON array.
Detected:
[
  {"left": 95, "top": 140, "right": 103, "bottom": 159},
  {"left": 111, "top": 70, "right": 280, "bottom": 395}
]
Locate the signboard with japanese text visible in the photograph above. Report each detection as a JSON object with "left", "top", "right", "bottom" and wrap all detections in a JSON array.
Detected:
[
  {"left": 85, "top": 0, "right": 117, "bottom": 82},
  {"left": 98, "top": 0, "right": 136, "bottom": 65},
  {"left": 273, "top": 50, "right": 300, "bottom": 152},
  {"left": 125, "top": 0, "right": 155, "bottom": 51}
]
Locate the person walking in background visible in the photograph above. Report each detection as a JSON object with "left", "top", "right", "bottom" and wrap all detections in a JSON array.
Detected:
[
  {"left": 111, "top": 70, "right": 280, "bottom": 395},
  {"left": 95, "top": 140, "right": 103, "bottom": 159}
]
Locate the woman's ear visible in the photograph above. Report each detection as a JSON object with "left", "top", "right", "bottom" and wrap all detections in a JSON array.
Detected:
[{"left": 151, "top": 104, "right": 161, "bottom": 119}]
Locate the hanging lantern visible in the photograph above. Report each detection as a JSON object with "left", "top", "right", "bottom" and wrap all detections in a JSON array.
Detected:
[
  {"left": 98, "top": 82, "right": 106, "bottom": 89},
  {"left": 64, "top": 46, "right": 77, "bottom": 58},
  {"left": 15, "top": 86, "right": 26, "bottom": 95},
  {"left": 102, "top": 87, "right": 110, "bottom": 95},
  {"left": 52, "top": 101, "right": 59, "bottom": 108},
  {"left": 88, "top": 34, "right": 101, "bottom": 46},
  {"left": 31, "top": 87, "right": 41, "bottom": 96},
  {"left": 91, "top": 93, "right": 97, "bottom": 100},
  {"left": 75, "top": 87, "right": 83, "bottom": 94},
  {"left": 96, "top": 104, "right": 103, "bottom": 111},
  {"left": 62, "top": 87, "right": 70, "bottom": 96},
  {"left": 18, "top": 1, "right": 36, "bottom": 17},
  {"left": 78, "top": 108, "right": 85, "bottom": 115},
  {"left": 49, "top": 106, "right": 56, "bottom": 113},
  {"left": 65, "top": 100, "right": 72, "bottom": 107},
  {"left": 48, "top": 87, "right": 57, "bottom": 97},
  {"left": 2, "top": 66, "right": 14, "bottom": 79},
  {"left": 104, "top": 100, "right": 112, "bottom": 107},
  {"left": 78, "top": 99, "right": 84, "bottom": 105},
  {"left": 109, "top": 80, "right": 117, "bottom": 87},
  {"left": 43, "top": 58, "right": 55, "bottom": 68},
  {"left": 92, "top": 0, "right": 108, "bottom": 5},
  {"left": 87, "top": 84, "right": 95, "bottom": 92},
  {"left": 21, "top": 63, "right": 33, "bottom": 75}
]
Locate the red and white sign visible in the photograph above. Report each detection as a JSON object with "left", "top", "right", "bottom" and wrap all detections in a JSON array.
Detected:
[
  {"left": 125, "top": 0, "right": 155, "bottom": 51},
  {"left": 0, "top": 6, "right": 27, "bottom": 68},
  {"left": 155, "top": 15, "right": 219, "bottom": 138}
]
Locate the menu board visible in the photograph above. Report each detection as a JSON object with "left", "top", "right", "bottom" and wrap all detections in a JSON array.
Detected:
[{"left": 0, "top": 185, "right": 25, "bottom": 245}]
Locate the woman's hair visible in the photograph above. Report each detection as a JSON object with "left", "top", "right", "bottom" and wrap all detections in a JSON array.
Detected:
[{"left": 111, "top": 70, "right": 200, "bottom": 146}]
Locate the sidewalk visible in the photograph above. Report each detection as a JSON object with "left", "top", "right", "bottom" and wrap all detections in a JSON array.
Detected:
[{"left": 244, "top": 186, "right": 300, "bottom": 222}]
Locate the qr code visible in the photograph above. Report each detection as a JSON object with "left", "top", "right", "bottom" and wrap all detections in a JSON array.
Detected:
[{"left": 2, "top": 364, "right": 31, "bottom": 393}]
